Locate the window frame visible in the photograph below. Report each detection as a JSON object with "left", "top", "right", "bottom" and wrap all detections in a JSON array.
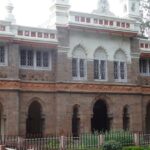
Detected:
[
  {"left": 20, "top": 48, "right": 51, "bottom": 70},
  {"left": 94, "top": 59, "right": 107, "bottom": 81},
  {"left": 114, "top": 60, "right": 127, "bottom": 82},
  {"left": 0, "top": 45, "right": 8, "bottom": 66},
  {"left": 140, "top": 58, "right": 150, "bottom": 76},
  {"left": 72, "top": 57, "right": 87, "bottom": 80}
]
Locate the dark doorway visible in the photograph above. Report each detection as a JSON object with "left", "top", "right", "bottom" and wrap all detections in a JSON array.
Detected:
[
  {"left": 72, "top": 105, "right": 80, "bottom": 137},
  {"left": 123, "top": 105, "right": 130, "bottom": 130},
  {"left": 0, "top": 103, "right": 4, "bottom": 135},
  {"left": 91, "top": 100, "right": 108, "bottom": 132},
  {"left": 26, "top": 101, "right": 44, "bottom": 137},
  {"left": 146, "top": 103, "right": 150, "bottom": 133}
]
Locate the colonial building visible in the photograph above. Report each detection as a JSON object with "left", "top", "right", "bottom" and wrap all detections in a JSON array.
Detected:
[{"left": 0, "top": 0, "right": 150, "bottom": 136}]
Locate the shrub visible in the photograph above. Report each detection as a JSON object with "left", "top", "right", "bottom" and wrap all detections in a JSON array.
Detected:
[
  {"left": 103, "top": 140, "right": 122, "bottom": 150},
  {"left": 104, "top": 130, "right": 134, "bottom": 146},
  {"left": 122, "top": 146, "right": 144, "bottom": 150},
  {"left": 47, "top": 138, "right": 60, "bottom": 149},
  {"left": 67, "top": 133, "right": 99, "bottom": 149}
]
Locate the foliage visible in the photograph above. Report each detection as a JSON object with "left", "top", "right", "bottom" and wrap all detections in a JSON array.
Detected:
[
  {"left": 102, "top": 140, "right": 122, "bottom": 150},
  {"left": 47, "top": 138, "right": 60, "bottom": 149},
  {"left": 104, "top": 130, "right": 134, "bottom": 146},
  {"left": 67, "top": 133, "right": 99, "bottom": 149},
  {"left": 140, "top": 0, "right": 150, "bottom": 20},
  {"left": 139, "top": 0, "right": 150, "bottom": 35},
  {"left": 122, "top": 146, "right": 144, "bottom": 150}
]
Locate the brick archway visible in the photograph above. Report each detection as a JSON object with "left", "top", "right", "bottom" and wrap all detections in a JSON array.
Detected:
[
  {"left": 146, "top": 102, "right": 150, "bottom": 133},
  {"left": 91, "top": 100, "right": 109, "bottom": 132},
  {"left": 26, "top": 101, "right": 44, "bottom": 137}
]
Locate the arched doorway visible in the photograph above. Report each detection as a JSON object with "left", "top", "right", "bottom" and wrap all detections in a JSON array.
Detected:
[
  {"left": 146, "top": 103, "right": 150, "bottom": 133},
  {"left": 123, "top": 105, "right": 130, "bottom": 130},
  {"left": 0, "top": 103, "right": 5, "bottom": 135},
  {"left": 91, "top": 100, "right": 109, "bottom": 132},
  {"left": 72, "top": 105, "right": 80, "bottom": 137},
  {"left": 26, "top": 101, "right": 44, "bottom": 137}
]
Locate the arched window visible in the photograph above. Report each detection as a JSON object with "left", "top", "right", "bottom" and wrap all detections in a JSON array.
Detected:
[
  {"left": 72, "top": 105, "right": 80, "bottom": 137},
  {"left": 114, "top": 50, "right": 127, "bottom": 82},
  {"left": 94, "top": 49, "right": 107, "bottom": 80},
  {"left": 123, "top": 105, "right": 130, "bottom": 130},
  {"left": 72, "top": 46, "right": 87, "bottom": 80}
]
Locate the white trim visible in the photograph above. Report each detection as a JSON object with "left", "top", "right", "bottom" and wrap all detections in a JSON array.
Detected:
[
  {"left": 140, "top": 59, "right": 150, "bottom": 76},
  {"left": 114, "top": 61, "right": 127, "bottom": 83},
  {"left": 72, "top": 58, "right": 87, "bottom": 81},
  {"left": 94, "top": 59, "right": 108, "bottom": 81}
]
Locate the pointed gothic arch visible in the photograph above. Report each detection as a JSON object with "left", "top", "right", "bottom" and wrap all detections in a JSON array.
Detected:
[
  {"left": 91, "top": 100, "right": 110, "bottom": 132},
  {"left": 72, "top": 44, "right": 87, "bottom": 79},
  {"left": 114, "top": 49, "right": 127, "bottom": 81},
  {"left": 94, "top": 48, "right": 108, "bottom": 80},
  {"left": 123, "top": 105, "right": 130, "bottom": 130},
  {"left": 72, "top": 44, "right": 87, "bottom": 57},
  {"left": 146, "top": 102, "right": 150, "bottom": 133},
  {"left": 114, "top": 49, "right": 127, "bottom": 61},
  {"left": 72, "top": 104, "right": 80, "bottom": 137},
  {"left": 0, "top": 103, "right": 5, "bottom": 135},
  {"left": 26, "top": 101, "right": 44, "bottom": 137}
]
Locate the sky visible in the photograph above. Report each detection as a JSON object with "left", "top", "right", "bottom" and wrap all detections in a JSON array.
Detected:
[{"left": 0, "top": 0, "right": 120, "bottom": 27}]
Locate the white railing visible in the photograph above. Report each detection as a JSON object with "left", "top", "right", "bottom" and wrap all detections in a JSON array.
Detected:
[
  {"left": 0, "top": 21, "right": 57, "bottom": 42},
  {"left": 69, "top": 12, "right": 136, "bottom": 32}
]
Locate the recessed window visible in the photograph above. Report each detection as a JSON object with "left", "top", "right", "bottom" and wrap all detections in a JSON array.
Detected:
[
  {"left": 86, "top": 18, "right": 91, "bottom": 23},
  {"left": 81, "top": 17, "right": 85, "bottom": 22},
  {"left": 0, "top": 25, "right": 5, "bottom": 31},
  {"left": 94, "top": 49, "right": 107, "bottom": 80},
  {"left": 140, "top": 58, "right": 150, "bottom": 76},
  {"left": 94, "top": 18, "right": 98, "bottom": 24},
  {"left": 99, "top": 20, "right": 103, "bottom": 25},
  {"left": 0, "top": 46, "right": 7, "bottom": 66},
  {"left": 75, "top": 16, "right": 80, "bottom": 22},
  {"left": 20, "top": 48, "right": 51, "bottom": 70},
  {"left": 114, "top": 61, "right": 126, "bottom": 80},
  {"left": 109, "top": 21, "right": 113, "bottom": 26},
  {"left": 20, "top": 49, "right": 33, "bottom": 67},
  {"left": 72, "top": 46, "right": 87, "bottom": 80},
  {"left": 36, "top": 51, "right": 49, "bottom": 68},
  {"left": 117, "top": 22, "right": 120, "bottom": 27},
  {"left": 114, "top": 50, "right": 127, "bottom": 82}
]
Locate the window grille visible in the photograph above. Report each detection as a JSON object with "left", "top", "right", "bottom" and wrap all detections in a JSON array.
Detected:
[
  {"left": 120, "top": 62, "right": 125, "bottom": 79},
  {"left": 72, "top": 58, "right": 77, "bottom": 77},
  {"left": 94, "top": 60, "right": 99, "bottom": 79},
  {"left": 80, "top": 59, "right": 85, "bottom": 77},
  {"left": 140, "top": 58, "right": 150, "bottom": 75},
  {"left": 72, "top": 58, "right": 86, "bottom": 79},
  {"left": 0, "top": 46, "right": 5, "bottom": 63},
  {"left": 20, "top": 49, "right": 50, "bottom": 69},
  {"left": 114, "top": 61, "right": 126, "bottom": 81},
  {"left": 94, "top": 59, "right": 106, "bottom": 80}
]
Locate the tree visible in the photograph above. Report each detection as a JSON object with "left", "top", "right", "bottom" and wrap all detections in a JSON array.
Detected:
[{"left": 139, "top": 0, "right": 150, "bottom": 35}]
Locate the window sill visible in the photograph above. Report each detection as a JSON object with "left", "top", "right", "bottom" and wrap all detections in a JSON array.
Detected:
[
  {"left": 73, "top": 77, "right": 87, "bottom": 81},
  {"left": 20, "top": 66, "right": 51, "bottom": 71},
  {"left": 140, "top": 73, "right": 150, "bottom": 76},
  {"left": 94, "top": 79, "right": 108, "bottom": 82},
  {"left": 115, "top": 79, "right": 127, "bottom": 83}
]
